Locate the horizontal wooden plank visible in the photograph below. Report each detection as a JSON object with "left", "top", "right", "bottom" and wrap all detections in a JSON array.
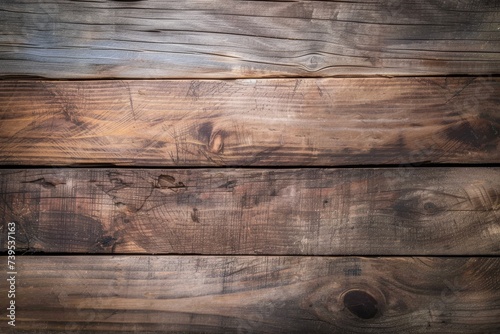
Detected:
[
  {"left": 0, "top": 1, "right": 499, "bottom": 78},
  {"left": 1, "top": 77, "right": 499, "bottom": 166},
  {"left": 0, "top": 256, "right": 498, "bottom": 333},
  {"left": 1, "top": 168, "right": 498, "bottom": 255}
]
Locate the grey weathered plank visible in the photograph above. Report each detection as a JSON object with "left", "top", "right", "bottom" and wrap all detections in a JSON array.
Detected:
[
  {"left": 0, "top": 256, "right": 498, "bottom": 333},
  {"left": 0, "top": 0, "right": 499, "bottom": 78},
  {"left": 0, "top": 77, "right": 498, "bottom": 166},
  {"left": 1, "top": 168, "right": 499, "bottom": 255}
]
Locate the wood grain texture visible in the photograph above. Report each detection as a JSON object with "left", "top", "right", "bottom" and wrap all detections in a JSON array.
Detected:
[
  {"left": 0, "top": 0, "right": 499, "bottom": 78},
  {"left": 1, "top": 168, "right": 498, "bottom": 255},
  {"left": 0, "top": 256, "right": 498, "bottom": 333},
  {"left": 1, "top": 77, "right": 499, "bottom": 166}
]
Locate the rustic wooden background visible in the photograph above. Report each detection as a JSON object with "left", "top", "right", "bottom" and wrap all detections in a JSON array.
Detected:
[{"left": 0, "top": 0, "right": 499, "bottom": 333}]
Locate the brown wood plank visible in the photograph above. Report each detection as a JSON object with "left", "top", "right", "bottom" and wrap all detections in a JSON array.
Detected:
[
  {"left": 0, "top": 256, "right": 498, "bottom": 333},
  {"left": 1, "top": 77, "right": 499, "bottom": 166},
  {"left": 1, "top": 168, "right": 498, "bottom": 255},
  {"left": 0, "top": 1, "right": 499, "bottom": 78}
]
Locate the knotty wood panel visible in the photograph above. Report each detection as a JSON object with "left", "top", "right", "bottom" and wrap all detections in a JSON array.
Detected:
[
  {"left": 1, "top": 78, "right": 499, "bottom": 166},
  {"left": 0, "top": 256, "right": 498, "bottom": 333},
  {"left": 1, "top": 168, "right": 498, "bottom": 255},
  {"left": 0, "top": 1, "right": 499, "bottom": 78}
]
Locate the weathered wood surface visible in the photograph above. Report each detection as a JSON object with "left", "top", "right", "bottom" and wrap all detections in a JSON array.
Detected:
[
  {"left": 1, "top": 78, "right": 499, "bottom": 166},
  {"left": 0, "top": 256, "right": 498, "bottom": 333},
  {"left": 0, "top": 0, "right": 499, "bottom": 78},
  {"left": 1, "top": 168, "right": 498, "bottom": 255}
]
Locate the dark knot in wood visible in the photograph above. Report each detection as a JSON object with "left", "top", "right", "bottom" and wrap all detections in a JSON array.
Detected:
[
  {"left": 209, "top": 131, "right": 225, "bottom": 154},
  {"left": 343, "top": 290, "right": 379, "bottom": 320}
]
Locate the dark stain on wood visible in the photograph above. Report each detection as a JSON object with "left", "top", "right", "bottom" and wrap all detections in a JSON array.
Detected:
[
  {"left": 97, "top": 235, "right": 117, "bottom": 248},
  {"left": 36, "top": 212, "right": 105, "bottom": 253},
  {"left": 443, "top": 119, "right": 500, "bottom": 150},
  {"left": 198, "top": 122, "right": 213, "bottom": 145},
  {"left": 393, "top": 197, "right": 438, "bottom": 220}
]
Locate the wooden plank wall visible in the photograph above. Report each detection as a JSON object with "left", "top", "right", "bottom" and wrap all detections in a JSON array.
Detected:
[{"left": 0, "top": 1, "right": 499, "bottom": 333}]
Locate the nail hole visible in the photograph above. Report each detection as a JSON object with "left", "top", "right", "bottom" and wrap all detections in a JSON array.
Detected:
[{"left": 343, "top": 290, "right": 379, "bottom": 319}]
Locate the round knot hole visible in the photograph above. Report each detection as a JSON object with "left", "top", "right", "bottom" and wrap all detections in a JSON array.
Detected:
[{"left": 343, "top": 290, "right": 379, "bottom": 320}]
